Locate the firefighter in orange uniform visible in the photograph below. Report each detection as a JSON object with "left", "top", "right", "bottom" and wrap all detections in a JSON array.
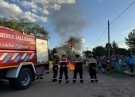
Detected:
[
  {"left": 73, "top": 53, "right": 83, "bottom": 83},
  {"left": 59, "top": 53, "right": 69, "bottom": 83}
]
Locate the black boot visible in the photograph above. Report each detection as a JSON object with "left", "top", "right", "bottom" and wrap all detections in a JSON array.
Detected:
[
  {"left": 95, "top": 79, "right": 98, "bottom": 83},
  {"left": 66, "top": 80, "right": 69, "bottom": 83},
  {"left": 52, "top": 79, "right": 56, "bottom": 82},
  {"left": 80, "top": 80, "right": 83, "bottom": 83},
  {"left": 91, "top": 79, "right": 94, "bottom": 83},
  {"left": 73, "top": 80, "right": 76, "bottom": 83},
  {"left": 59, "top": 80, "right": 62, "bottom": 83},
  {"left": 40, "top": 74, "right": 44, "bottom": 79}
]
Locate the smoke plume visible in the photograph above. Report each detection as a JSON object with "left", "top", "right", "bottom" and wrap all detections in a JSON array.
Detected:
[{"left": 50, "top": 1, "right": 87, "bottom": 52}]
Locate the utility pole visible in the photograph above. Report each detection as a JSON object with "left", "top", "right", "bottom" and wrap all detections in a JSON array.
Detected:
[{"left": 108, "top": 20, "right": 110, "bottom": 57}]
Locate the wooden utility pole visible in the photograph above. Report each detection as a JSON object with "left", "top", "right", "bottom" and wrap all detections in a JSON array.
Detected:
[{"left": 108, "top": 20, "right": 110, "bottom": 56}]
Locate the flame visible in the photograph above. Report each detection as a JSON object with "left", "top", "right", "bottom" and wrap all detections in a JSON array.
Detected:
[{"left": 68, "top": 62, "right": 75, "bottom": 70}]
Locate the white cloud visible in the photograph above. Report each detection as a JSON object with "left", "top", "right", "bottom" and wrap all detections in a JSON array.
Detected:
[
  {"left": 51, "top": 3, "right": 61, "bottom": 10},
  {"left": 33, "top": 0, "right": 76, "bottom": 4},
  {"left": 21, "top": 1, "right": 38, "bottom": 9},
  {"left": 0, "top": 0, "right": 23, "bottom": 16},
  {"left": 57, "top": 0, "right": 76, "bottom": 4},
  {"left": 21, "top": 1, "right": 50, "bottom": 15},
  {"left": 0, "top": 0, "right": 48, "bottom": 22},
  {"left": 24, "top": 12, "right": 47, "bottom": 22},
  {"left": 32, "top": 0, "right": 76, "bottom": 11},
  {"left": 0, "top": 0, "right": 76, "bottom": 23},
  {"left": 82, "top": 39, "right": 85, "bottom": 43}
]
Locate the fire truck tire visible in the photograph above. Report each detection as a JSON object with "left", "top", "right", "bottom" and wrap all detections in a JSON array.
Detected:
[{"left": 9, "top": 68, "right": 33, "bottom": 90}]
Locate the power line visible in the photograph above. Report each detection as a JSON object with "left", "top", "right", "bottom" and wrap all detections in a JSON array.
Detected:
[
  {"left": 92, "top": 0, "right": 135, "bottom": 46},
  {"left": 92, "top": 27, "right": 107, "bottom": 45},
  {"left": 110, "top": 0, "right": 135, "bottom": 24}
]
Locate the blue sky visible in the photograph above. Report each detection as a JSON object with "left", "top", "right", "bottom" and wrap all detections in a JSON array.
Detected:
[{"left": 1, "top": 0, "right": 135, "bottom": 51}]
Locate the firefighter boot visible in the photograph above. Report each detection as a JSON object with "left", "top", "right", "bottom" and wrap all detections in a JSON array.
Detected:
[
  {"left": 40, "top": 74, "right": 44, "bottom": 79},
  {"left": 95, "top": 79, "right": 98, "bottom": 83},
  {"left": 91, "top": 79, "right": 94, "bottom": 83},
  {"left": 52, "top": 79, "right": 56, "bottom": 82},
  {"left": 66, "top": 80, "right": 69, "bottom": 84},
  {"left": 80, "top": 80, "right": 83, "bottom": 83},
  {"left": 59, "top": 80, "right": 62, "bottom": 84},
  {"left": 73, "top": 79, "right": 76, "bottom": 83}
]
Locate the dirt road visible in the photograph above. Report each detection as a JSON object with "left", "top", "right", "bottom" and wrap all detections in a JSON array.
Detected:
[{"left": 0, "top": 70, "right": 135, "bottom": 97}]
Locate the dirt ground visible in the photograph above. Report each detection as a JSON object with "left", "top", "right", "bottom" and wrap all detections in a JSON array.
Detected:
[{"left": 0, "top": 69, "right": 135, "bottom": 97}]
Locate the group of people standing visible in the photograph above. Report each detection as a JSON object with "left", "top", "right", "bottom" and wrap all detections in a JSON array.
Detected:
[
  {"left": 96, "top": 53, "right": 134, "bottom": 74},
  {"left": 52, "top": 52, "right": 98, "bottom": 83}
]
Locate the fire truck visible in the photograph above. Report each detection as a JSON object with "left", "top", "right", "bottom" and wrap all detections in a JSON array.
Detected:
[{"left": 0, "top": 26, "right": 48, "bottom": 89}]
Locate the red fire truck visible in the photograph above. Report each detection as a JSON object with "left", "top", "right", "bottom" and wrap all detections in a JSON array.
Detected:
[{"left": 0, "top": 26, "right": 48, "bottom": 89}]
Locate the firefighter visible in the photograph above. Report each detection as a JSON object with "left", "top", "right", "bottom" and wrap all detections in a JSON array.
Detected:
[
  {"left": 73, "top": 53, "right": 83, "bottom": 83},
  {"left": 52, "top": 53, "right": 59, "bottom": 82},
  {"left": 87, "top": 53, "right": 98, "bottom": 83},
  {"left": 59, "top": 53, "right": 69, "bottom": 83}
]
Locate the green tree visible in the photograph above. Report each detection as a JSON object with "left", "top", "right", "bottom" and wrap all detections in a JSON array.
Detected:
[
  {"left": 125, "top": 29, "right": 135, "bottom": 48},
  {"left": 128, "top": 48, "right": 135, "bottom": 55},
  {"left": 0, "top": 17, "right": 49, "bottom": 38},
  {"left": 111, "top": 41, "right": 118, "bottom": 55},
  {"left": 0, "top": 18, "right": 8, "bottom": 26},
  {"left": 115, "top": 48, "right": 128, "bottom": 55},
  {"left": 92, "top": 46, "right": 106, "bottom": 56}
]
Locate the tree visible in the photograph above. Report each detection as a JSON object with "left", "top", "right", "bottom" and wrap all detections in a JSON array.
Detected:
[
  {"left": 92, "top": 46, "right": 106, "bottom": 56},
  {"left": 105, "top": 43, "right": 112, "bottom": 49},
  {"left": 111, "top": 41, "right": 118, "bottom": 55},
  {"left": 125, "top": 29, "right": 135, "bottom": 48},
  {"left": 128, "top": 48, "right": 135, "bottom": 55},
  {"left": 0, "top": 17, "right": 49, "bottom": 38},
  {"left": 115, "top": 48, "right": 128, "bottom": 55},
  {"left": 112, "top": 41, "right": 118, "bottom": 49}
]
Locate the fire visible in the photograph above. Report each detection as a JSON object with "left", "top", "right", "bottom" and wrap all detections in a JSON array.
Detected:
[{"left": 68, "top": 62, "right": 75, "bottom": 70}]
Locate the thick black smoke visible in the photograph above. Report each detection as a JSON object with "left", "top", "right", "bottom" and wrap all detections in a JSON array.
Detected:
[
  {"left": 67, "top": 36, "right": 83, "bottom": 50},
  {"left": 50, "top": 1, "right": 87, "bottom": 52}
]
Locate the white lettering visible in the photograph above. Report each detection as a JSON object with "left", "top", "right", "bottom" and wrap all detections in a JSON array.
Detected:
[
  {"left": 0, "top": 32, "right": 35, "bottom": 42},
  {"left": 15, "top": 44, "right": 28, "bottom": 49},
  {"left": 0, "top": 32, "right": 14, "bottom": 39},
  {"left": 0, "top": 43, "right": 14, "bottom": 48}
]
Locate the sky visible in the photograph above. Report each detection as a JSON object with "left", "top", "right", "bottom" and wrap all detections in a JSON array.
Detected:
[{"left": 1, "top": 0, "right": 135, "bottom": 51}]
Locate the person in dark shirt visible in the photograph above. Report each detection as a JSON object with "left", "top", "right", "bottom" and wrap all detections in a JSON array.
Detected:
[
  {"left": 87, "top": 53, "right": 98, "bottom": 83},
  {"left": 52, "top": 53, "right": 59, "bottom": 82},
  {"left": 73, "top": 53, "right": 83, "bottom": 83}
]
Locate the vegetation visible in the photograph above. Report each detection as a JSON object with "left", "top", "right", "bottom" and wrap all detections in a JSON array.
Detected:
[
  {"left": 125, "top": 29, "right": 135, "bottom": 48},
  {"left": 92, "top": 41, "right": 128, "bottom": 56},
  {"left": 0, "top": 17, "right": 49, "bottom": 38}
]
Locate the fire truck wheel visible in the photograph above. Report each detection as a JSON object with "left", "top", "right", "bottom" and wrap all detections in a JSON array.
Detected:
[{"left": 10, "top": 68, "right": 33, "bottom": 90}]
